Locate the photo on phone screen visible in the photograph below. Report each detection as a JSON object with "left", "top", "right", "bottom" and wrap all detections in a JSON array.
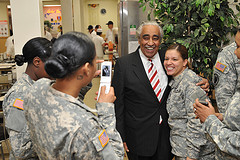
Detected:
[
  {"left": 102, "top": 65, "right": 110, "bottom": 77},
  {"left": 100, "top": 61, "right": 112, "bottom": 83}
]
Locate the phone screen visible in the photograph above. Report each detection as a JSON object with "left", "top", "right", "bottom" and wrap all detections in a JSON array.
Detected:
[
  {"left": 102, "top": 65, "right": 111, "bottom": 77},
  {"left": 100, "top": 61, "right": 112, "bottom": 83}
]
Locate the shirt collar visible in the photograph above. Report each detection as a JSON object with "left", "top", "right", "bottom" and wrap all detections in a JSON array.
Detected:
[{"left": 22, "top": 72, "right": 35, "bottom": 85}]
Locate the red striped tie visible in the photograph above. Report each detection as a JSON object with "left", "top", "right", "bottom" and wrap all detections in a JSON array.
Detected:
[{"left": 148, "top": 59, "right": 161, "bottom": 102}]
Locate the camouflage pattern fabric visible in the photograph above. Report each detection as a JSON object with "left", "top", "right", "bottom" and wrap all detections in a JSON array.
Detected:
[
  {"left": 24, "top": 78, "right": 124, "bottom": 160},
  {"left": 167, "top": 68, "right": 215, "bottom": 159},
  {"left": 213, "top": 42, "right": 240, "bottom": 113},
  {"left": 2, "top": 73, "right": 38, "bottom": 159},
  {"left": 204, "top": 88, "right": 240, "bottom": 160}
]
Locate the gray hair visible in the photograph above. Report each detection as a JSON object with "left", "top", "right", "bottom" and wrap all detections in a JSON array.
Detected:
[{"left": 136, "top": 21, "right": 164, "bottom": 41}]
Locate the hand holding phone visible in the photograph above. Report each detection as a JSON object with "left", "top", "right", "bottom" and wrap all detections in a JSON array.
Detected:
[
  {"left": 97, "top": 86, "right": 116, "bottom": 103},
  {"left": 199, "top": 101, "right": 208, "bottom": 107},
  {"left": 97, "top": 61, "right": 112, "bottom": 101}
]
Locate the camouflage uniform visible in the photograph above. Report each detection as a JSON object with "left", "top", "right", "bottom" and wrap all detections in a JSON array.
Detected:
[
  {"left": 167, "top": 68, "right": 215, "bottom": 159},
  {"left": 213, "top": 42, "right": 240, "bottom": 113},
  {"left": 2, "top": 73, "right": 38, "bottom": 160},
  {"left": 204, "top": 88, "right": 240, "bottom": 160},
  {"left": 24, "top": 78, "right": 124, "bottom": 160}
]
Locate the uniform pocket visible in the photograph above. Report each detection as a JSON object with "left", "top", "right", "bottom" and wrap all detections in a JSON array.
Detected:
[{"left": 5, "top": 107, "right": 26, "bottom": 132}]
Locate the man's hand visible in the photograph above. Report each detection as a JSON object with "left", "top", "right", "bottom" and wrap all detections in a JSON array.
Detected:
[
  {"left": 193, "top": 98, "right": 216, "bottom": 123},
  {"left": 196, "top": 77, "right": 210, "bottom": 92}
]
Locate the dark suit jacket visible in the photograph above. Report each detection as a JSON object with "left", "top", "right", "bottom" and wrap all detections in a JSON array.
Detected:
[{"left": 112, "top": 47, "right": 172, "bottom": 159}]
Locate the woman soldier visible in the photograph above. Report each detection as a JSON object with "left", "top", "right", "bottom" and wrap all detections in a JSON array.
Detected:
[
  {"left": 24, "top": 32, "right": 124, "bottom": 159},
  {"left": 3, "top": 37, "right": 52, "bottom": 159}
]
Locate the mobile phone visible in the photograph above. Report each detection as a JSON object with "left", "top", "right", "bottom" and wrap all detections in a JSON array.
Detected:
[
  {"left": 199, "top": 101, "right": 208, "bottom": 106},
  {"left": 97, "top": 61, "right": 112, "bottom": 101}
]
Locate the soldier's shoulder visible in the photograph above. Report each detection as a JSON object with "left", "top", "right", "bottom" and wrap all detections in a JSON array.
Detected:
[
  {"left": 184, "top": 69, "right": 202, "bottom": 84},
  {"left": 218, "top": 43, "right": 236, "bottom": 57},
  {"left": 33, "top": 78, "right": 52, "bottom": 89},
  {"left": 4, "top": 77, "right": 31, "bottom": 99}
]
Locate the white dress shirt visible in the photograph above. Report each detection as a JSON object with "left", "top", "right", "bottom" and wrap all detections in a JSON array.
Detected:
[
  {"left": 92, "top": 35, "right": 105, "bottom": 58},
  {"left": 139, "top": 48, "right": 168, "bottom": 100},
  {"left": 91, "top": 31, "right": 97, "bottom": 38},
  {"left": 44, "top": 31, "right": 52, "bottom": 41},
  {"left": 105, "top": 29, "right": 114, "bottom": 43}
]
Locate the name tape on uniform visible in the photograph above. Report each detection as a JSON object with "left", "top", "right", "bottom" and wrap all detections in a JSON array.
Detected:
[
  {"left": 13, "top": 98, "right": 24, "bottom": 110},
  {"left": 98, "top": 129, "right": 109, "bottom": 148},
  {"left": 215, "top": 61, "right": 226, "bottom": 72}
]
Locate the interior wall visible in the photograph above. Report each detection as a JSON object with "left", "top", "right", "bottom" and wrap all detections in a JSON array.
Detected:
[
  {"left": 83, "top": 0, "right": 118, "bottom": 35},
  {"left": 0, "top": 1, "right": 10, "bottom": 53},
  {"left": 42, "top": 0, "right": 60, "bottom": 5}
]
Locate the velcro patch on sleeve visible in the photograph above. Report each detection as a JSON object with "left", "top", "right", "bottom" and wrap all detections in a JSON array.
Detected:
[
  {"left": 98, "top": 129, "right": 109, "bottom": 148},
  {"left": 215, "top": 61, "right": 226, "bottom": 72},
  {"left": 13, "top": 98, "right": 24, "bottom": 110}
]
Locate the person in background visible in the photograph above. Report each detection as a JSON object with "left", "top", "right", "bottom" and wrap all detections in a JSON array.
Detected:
[
  {"left": 2, "top": 37, "right": 52, "bottom": 159},
  {"left": 57, "top": 25, "right": 63, "bottom": 39},
  {"left": 112, "top": 21, "right": 210, "bottom": 160},
  {"left": 213, "top": 27, "right": 240, "bottom": 114},
  {"left": 92, "top": 28, "right": 105, "bottom": 70},
  {"left": 5, "top": 29, "right": 15, "bottom": 59},
  {"left": 87, "top": 25, "right": 94, "bottom": 39},
  {"left": 164, "top": 44, "right": 215, "bottom": 160},
  {"left": 91, "top": 24, "right": 101, "bottom": 38},
  {"left": 105, "top": 21, "right": 114, "bottom": 43},
  {"left": 24, "top": 32, "right": 124, "bottom": 159},
  {"left": 44, "top": 26, "right": 52, "bottom": 41}
]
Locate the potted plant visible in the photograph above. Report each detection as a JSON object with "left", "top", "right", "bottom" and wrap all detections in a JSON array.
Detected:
[{"left": 139, "top": 0, "right": 240, "bottom": 81}]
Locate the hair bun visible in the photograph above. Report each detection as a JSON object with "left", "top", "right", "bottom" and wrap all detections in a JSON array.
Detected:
[
  {"left": 15, "top": 55, "right": 26, "bottom": 66},
  {"left": 56, "top": 54, "right": 70, "bottom": 66},
  {"left": 44, "top": 54, "right": 70, "bottom": 79}
]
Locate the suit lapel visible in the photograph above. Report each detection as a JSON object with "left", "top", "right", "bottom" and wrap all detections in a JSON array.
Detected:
[{"left": 131, "top": 50, "right": 158, "bottom": 100}]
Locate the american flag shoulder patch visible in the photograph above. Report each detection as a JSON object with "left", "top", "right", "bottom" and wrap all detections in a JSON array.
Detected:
[
  {"left": 98, "top": 129, "right": 109, "bottom": 147},
  {"left": 13, "top": 98, "right": 24, "bottom": 110},
  {"left": 215, "top": 61, "right": 226, "bottom": 72}
]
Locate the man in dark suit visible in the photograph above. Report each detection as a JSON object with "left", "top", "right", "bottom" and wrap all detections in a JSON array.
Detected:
[
  {"left": 112, "top": 21, "right": 209, "bottom": 160},
  {"left": 112, "top": 21, "right": 172, "bottom": 160}
]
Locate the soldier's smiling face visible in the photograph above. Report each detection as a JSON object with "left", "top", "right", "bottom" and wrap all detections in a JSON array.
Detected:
[
  {"left": 164, "top": 49, "right": 188, "bottom": 77},
  {"left": 234, "top": 31, "right": 240, "bottom": 59}
]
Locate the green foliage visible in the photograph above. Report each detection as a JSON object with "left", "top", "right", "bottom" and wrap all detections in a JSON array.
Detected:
[
  {"left": 44, "top": 20, "right": 52, "bottom": 30},
  {"left": 139, "top": 0, "right": 240, "bottom": 80}
]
